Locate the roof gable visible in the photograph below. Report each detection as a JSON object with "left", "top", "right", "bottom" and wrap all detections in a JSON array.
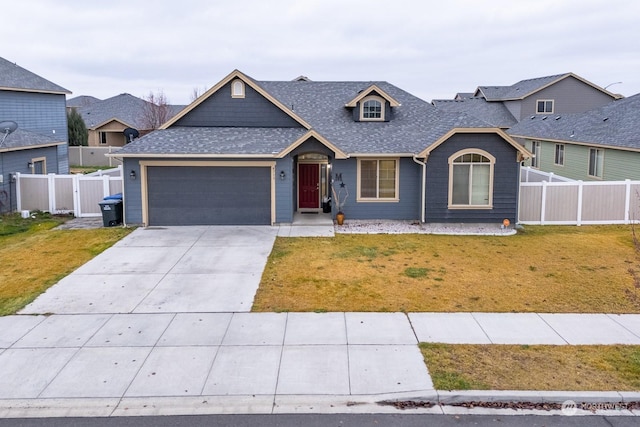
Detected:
[
  {"left": 344, "top": 84, "right": 401, "bottom": 107},
  {"left": 0, "top": 57, "right": 70, "bottom": 95},
  {"left": 161, "top": 70, "right": 311, "bottom": 130},
  {"left": 419, "top": 128, "right": 532, "bottom": 160},
  {"left": 476, "top": 73, "right": 621, "bottom": 101}
]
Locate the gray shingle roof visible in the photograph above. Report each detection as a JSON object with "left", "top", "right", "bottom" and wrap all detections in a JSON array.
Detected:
[
  {"left": 118, "top": 78, "right": 493, "bottom": 156},
  {"left": 432, "top": 97, "right": 518, "bottom": 128},
  {"left": 77, "top": 93, "right": 151, "bottom": 129},
  {"left": 477, "top": 73, "right": 570, "bottom": 101},
  {"left": 0, "top": 57, "right": 70, "bottom": 94},
  {"left": 119, "top": 127, "right": 308, "bottom": 155},
  {"left": 0, "top": 128, "right": 61, "bottom": 151},
  {"left": 77, "top": 93, "right": 184, "bottom": 130},
  {"left": 66, "top": 95, "right": 101, "bottom": 108},
  {"left": 508, "top": 93, "right": 640, "bottom": 150},
  {"left": 257, "top": 80, "right": 490, "bottom": 153}
]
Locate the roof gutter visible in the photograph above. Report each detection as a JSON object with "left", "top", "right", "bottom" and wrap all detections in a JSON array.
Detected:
[{"left": 412, "top": 155, "right": 426, "bottom": 223}]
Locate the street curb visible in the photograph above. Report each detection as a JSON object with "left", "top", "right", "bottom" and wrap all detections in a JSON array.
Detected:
[{"left": 435, "top": 390, "right": 639, "bottom": 404}]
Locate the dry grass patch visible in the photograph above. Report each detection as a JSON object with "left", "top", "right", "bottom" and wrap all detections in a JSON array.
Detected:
[
  {"left": 0, "top": 213, "right": 132, "bottom": 315},
  {"left": 253, "top": 226, "right": 639, "bottom": 312},
  {"left": 420, "top": 343, "right": 640, "bottom": 391}
]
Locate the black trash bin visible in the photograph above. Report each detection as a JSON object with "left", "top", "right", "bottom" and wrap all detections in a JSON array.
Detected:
[{"left": 98, "top": 199, "right": 123, "bottom": 227}]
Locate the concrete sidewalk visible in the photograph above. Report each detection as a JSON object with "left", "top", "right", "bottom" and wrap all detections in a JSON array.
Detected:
[{"left": 1, "top": 311, "right": 639, "bottom": 417}]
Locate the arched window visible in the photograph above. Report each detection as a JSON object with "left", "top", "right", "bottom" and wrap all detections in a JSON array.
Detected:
[
  {"left": 360, "top": 96, "right": 384, "bottom": 120},
  {"left": 448, "top": 149, "right": 495, "bottom": 208},
  {"left": 231, "top": 79, "right": 245, "bottom": 98}
]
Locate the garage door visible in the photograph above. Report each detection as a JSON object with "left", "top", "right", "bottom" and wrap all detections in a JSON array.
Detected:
[{"left": 146, "top": 166, "right": 271, "bottom": 225}]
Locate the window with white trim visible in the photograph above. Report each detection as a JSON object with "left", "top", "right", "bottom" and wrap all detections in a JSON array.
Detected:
[
  {"left": 231, "top": 79, "right": 245, "bottom": 98},
  {"left": 554, "top": 144, "right": 565, "bottom": 166},
  {"left": 448, "top": 150, "right": 494, "bottom": 208},
  {"left": 536, "top": 99, "right": 554, "bottom": 113},
  {"left": 357, "top": 158, "right": 398, "bottom": 200},
  {"left": 360, "top": 96, "right": 384, "bottom": 121},
  {"left": 99, "top": 132, "right": 107, "bottom": 145},
  {"left": 588, "top": 148, "right": 604, "bottom": 178},
  {"left": 531, "top": 141, "right": 541, "bottom": 168}
]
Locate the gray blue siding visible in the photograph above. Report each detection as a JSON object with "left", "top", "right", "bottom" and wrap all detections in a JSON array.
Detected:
[
  {"left": 275, "top": 157, "right": 294, "bottom": 223},
  {"left": 0, "top": 91, "right": 68, "bottom": 141},
  {"left": 331, "top": 157, "right": 421, "bottom": 220},
  {"left": 513, "top": 76, "right": 616, "bottom": 121},
  {"left": 0, "top": 146, "right": 60, "bottom": 213},
  {"left": 174, "top": 82, "right": 302, "bottom": 128},
  {"left": 425, "top": 133, "right": 520, "bottom": 223}
]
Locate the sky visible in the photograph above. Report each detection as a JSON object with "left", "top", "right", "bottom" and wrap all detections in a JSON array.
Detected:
[{"left": 1, "top": 0, "right": 638, "bottom": 105}]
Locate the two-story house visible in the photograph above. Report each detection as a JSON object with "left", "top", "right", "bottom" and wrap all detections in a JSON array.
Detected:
[
  {"left": 0, "top": 57, "right": 71, "bottom": 213},
  {"left": 433, "top": 73, "right": 624, "bottom": 178},
  {"left": 508, "top": 93, "right": 640, "bottom": 181}
]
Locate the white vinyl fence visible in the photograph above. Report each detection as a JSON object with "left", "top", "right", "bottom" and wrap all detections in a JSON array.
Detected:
[
  {"left": 519, "top": 179, "right": 640, "bottom": 225},
  {"left": 520, "top": 166, "right": 575, "bottom": 183},
  {"left": 68, "top": 146, "right": 122, "bottom": 167},
  {"left": 15, "top": 167, "right": 123, "bottom": 217}
]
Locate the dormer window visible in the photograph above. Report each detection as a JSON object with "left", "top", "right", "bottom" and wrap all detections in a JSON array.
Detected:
[
  {"left": 360, "top": 96, "right": 384, "bottom": 121},
  {"left": 231, "top": 79, "right": 245, "bottom": 98}
]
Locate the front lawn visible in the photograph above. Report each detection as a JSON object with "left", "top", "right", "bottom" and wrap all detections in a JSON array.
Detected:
[
  {"left": 0, "top": 212, "right": 132, "bottom": 315},
  {"left": 420, "top": 343, "right": 640, "bottom": 391},
  {"left": 253, "top": 225, "right": 640, "bottom": 313}
]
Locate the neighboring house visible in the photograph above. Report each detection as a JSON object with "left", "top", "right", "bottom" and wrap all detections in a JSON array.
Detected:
[
  {"left": 433, "top": 73, "right": 621, "bottom": 128},
  {"left": 508, "top": 93, "right": 640, "bottom": 181},
  {"left": 70, "top": 93, "right": 184, "bottom": 147},
  {"left": 113, "top": 70, "right": 531, "bottom": 226},
  {"left": 66, "top": 95, "right": 100, "bottom": 110},
  {"left": 0, "top": 57, "right": 71, "bottom": 213}
]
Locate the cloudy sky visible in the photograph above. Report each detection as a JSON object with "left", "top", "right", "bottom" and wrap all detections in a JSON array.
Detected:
[{"left": 2, "top": 0, "right": 638, "bottom": 105}]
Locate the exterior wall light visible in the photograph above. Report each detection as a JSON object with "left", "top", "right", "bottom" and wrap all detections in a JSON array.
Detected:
[
  {"left": 129, "top": 170, "right": 137, "bottom": 180},
  {"left": 280, "top": 170, "right": 286, "bottom": 180}
]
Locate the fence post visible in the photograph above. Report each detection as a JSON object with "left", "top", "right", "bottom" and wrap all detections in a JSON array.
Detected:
[
  {"left": 540, "top": 181, "right": 547, "bottom": 225},
  {"left": 48, "top": 174, "right": 56, "bottom": 213},
  {"left": 79, "top": 146, "right": 83, "bottom": 167},
  {"left": 624, "top": 179, "right": 631, "bottom": 224},
  {"left": 576, "top": 180, "right": 583, "bottom": 226},
  {"left": 102, "top": 175, "right": 110, "bottom": 198},
  {"left": 15, "top": 173, "right": 22, "bottom": 211},
  {"left": 73, "top": 173, "right": 81, "bottom": 217}
]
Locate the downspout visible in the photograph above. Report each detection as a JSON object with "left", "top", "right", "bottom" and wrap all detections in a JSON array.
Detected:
[{"left": 412, "top": 155, "right": 426, "bottom": 223}]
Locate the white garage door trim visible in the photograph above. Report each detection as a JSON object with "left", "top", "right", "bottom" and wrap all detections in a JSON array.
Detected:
[{"left": 139, "top": 160, "right": 276, "bottom": 226}]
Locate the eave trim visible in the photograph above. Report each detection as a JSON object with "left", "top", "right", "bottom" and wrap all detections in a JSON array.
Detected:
[
  {"left": 418, "top": 127, "right": 533, "bottom": 160},
  {"left": 276, "top": 130, "right": 349, "bottom": 159}
]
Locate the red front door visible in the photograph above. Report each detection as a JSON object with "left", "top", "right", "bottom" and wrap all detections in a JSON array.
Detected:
[{"left": 298, "top": 163, "right": 320, "bottom": 209}]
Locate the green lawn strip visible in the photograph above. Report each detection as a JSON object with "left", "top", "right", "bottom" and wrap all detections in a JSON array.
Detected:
[{"left": 419, "top": 343, "right": 640, "bottom": 391}]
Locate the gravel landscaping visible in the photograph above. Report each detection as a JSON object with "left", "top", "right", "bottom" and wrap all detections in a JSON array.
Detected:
[{"left": 335, "top": 219, "right": 517, "bottom": 236}]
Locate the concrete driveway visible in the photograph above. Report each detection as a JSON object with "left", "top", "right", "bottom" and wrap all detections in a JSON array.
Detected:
[{"left": 21, "top": 226, "right": 279, "bottom": 314}]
